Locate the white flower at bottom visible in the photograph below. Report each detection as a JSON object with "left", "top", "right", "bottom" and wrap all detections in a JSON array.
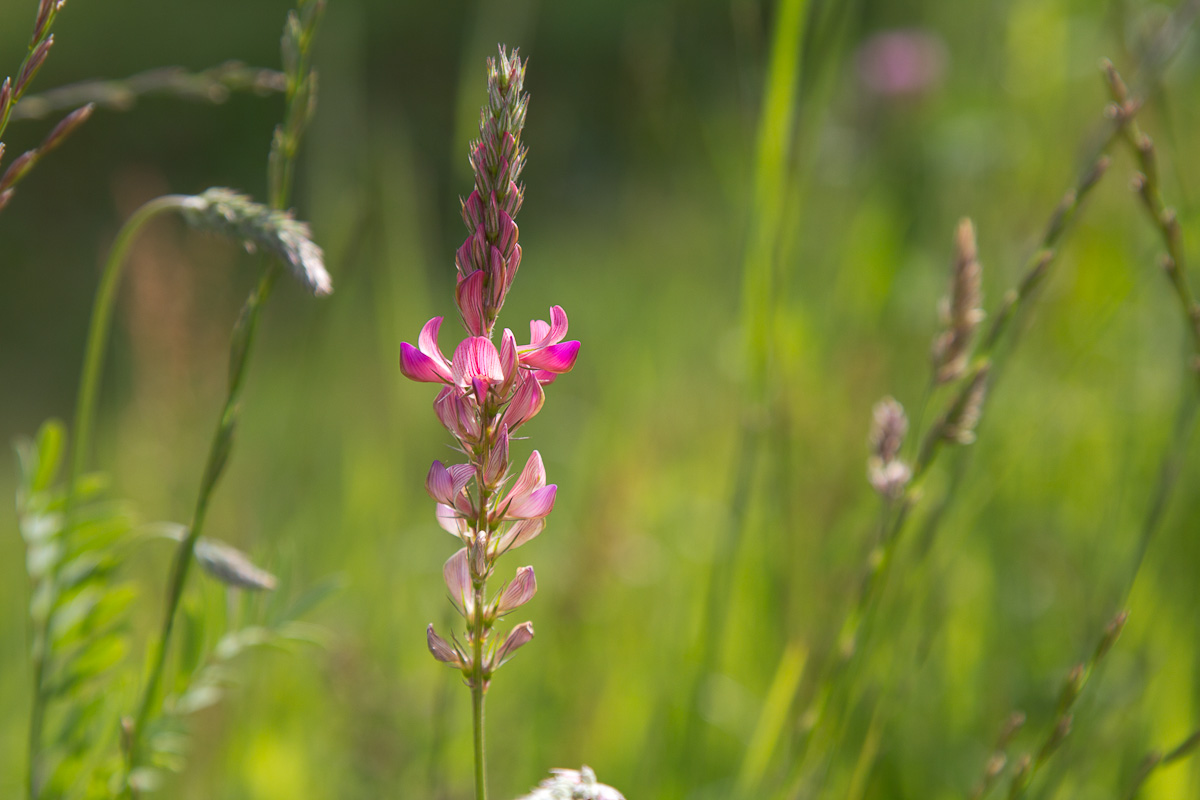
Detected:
[{"left": 518, "top": 766, "right": 625, "bottom": 800}]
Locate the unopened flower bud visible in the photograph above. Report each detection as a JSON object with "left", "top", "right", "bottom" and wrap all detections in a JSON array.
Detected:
[
  {"left": 496, "top": 566, "right": 536, "bottom": 616},
  {"left": 427, "top": 624, "right": 466, "bottom": 669},
  {"left": 492, "top": 621, "right": 534, "bottom": 669}
]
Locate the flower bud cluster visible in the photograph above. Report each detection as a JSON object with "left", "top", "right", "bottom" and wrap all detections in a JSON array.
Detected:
[
  {"left": 931, "top": 218, "right": 985, "bottom": 384},
  {"left": 867, "top": 396, "right": 911, "bottom": 499},
  {"left": 401, "top": 47, "right": 580, "bottom": 689}
]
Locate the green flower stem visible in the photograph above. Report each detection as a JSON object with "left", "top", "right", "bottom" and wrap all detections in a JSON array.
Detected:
[
  {"left": 472, "top": 588, "right": 488, "bottom": 800},
  {"left": 25, "top": 194, "right": 191, "bottom": 800},
  {"left": 471, "top": 474, "right": 492, "bottom": 800},
  {"left": 124, "top": 262, "right": 279, "bottom": 783}
]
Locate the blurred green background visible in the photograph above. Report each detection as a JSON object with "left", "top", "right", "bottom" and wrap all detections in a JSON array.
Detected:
[{"left": 3, "top": 0, "right": 1200, "bottom": 797}]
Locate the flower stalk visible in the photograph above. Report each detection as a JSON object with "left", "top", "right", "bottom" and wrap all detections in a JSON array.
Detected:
[{"left": 400, "top": 46, "right": 580, "bottom": 800}]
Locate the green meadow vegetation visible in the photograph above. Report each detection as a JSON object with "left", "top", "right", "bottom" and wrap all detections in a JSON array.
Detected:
[{"left": 2, "top": 0, "right": 1200, "bottom": 798}]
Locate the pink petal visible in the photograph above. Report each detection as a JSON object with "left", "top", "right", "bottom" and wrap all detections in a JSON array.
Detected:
[
  {"left": 496, "top": 518, "right": 545, "bottom": 552},
  {"left": 493, "top": 621, "right": 534, "bottom": 668},
  {"left": 426, "top": 460, "right": 454, "bottom": 504},
  {"left": 461, "top": 191, "right": 484, "bottom": 233},
  {"left": 496, "top": 566, "right": 536, "bottom": 615},
  {"left": 400, "top": 343, "right": 452, "bottom": 383},
  {"left": 418, "top": 317, "right": 450, "bottom": 366},
  {"left": 497, "top": 212, "right": 518, "bottom": 257},
  {"left": 435, "top": 388, "right": 480, "bottom": 441},
  {"left": 509, "top": 451, "right": 546, "bottom": 499},
  {"left": 504, "top": 371, "right": 545, "bottom": 431},
  {"left": 448, "top": 464, "right": 475, "bottom": 495},
  {"left": 499, "top": 329, "right": 518, "bottom": 393},
  {"left": 456, "top": 270, "right": 486, "bottom": 337},
  {"left": 484, "top": 425, "right": 510, "bottom": 486},
  {"left": 520, "top": 340, "right": 580, "bottom": 373},
  {"left": 532, "top": 369, "right": 559, "bottom": 386},
  {"left": 547, "top": 306, "right": 569, "bottom": 343},
  {"left": 427, "top": 624, "right": 465, "bottom": 667},
  {"left": 436, "top": 503, "right": 467, "bottom": 537},
  {"left": 528, "top": 318, "right": 551, "bottom": 349},
  {"left": 443, "top": 547, "right": 473, "bottom": 618},
  {"left": 452, "top": 336, "right": 504, "bottom": 389},
  {"left": 507, "top": 484, "right": 557, "bottom": 520}
]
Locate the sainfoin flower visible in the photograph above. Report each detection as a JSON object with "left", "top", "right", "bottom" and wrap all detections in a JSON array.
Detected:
[{"left": 399, "top": 46, "right": 578, "bottom": 692}]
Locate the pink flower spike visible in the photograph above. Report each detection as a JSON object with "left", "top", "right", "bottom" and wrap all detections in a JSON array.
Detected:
[
  {"left": 452, "top": 337, "right": 505, "bottom": 391},
  {"left": 444, "top": 547, "right": 474, "bottom": 619},
  {"left": 493, "top": 621, "right": 535, "bottom": 669},
  {"left": 427, "top": 624, "right": 466, "bottom": 668},
  {"left": 520, "top": 340, "right": 580, "bottom": 374},
  {"left": 496, "top": 566, "right": 537, "bottom": 615},
  {"left": 506, "top": 484, "right": 557, "bottom": 520},
  {"left": 456, "top": 270, "right": 487, "bottom": 336}
]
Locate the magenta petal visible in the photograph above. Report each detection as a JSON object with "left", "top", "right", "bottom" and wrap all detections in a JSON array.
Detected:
[
  {"left": 426, "top": 460, "right": 454, "bottom": 504},
  {"left": 456, "top": 270, "right": 486, "bottom": 337},
  {"left": 448, "top": 464, "right": 474, "bottom": 496},
  {"left": 521, "top": 340, "right": 580, "bottom": 373},
  {"left": 418, "top": 317, "right": 449, "bottom": 366},
  {"left": 400, "top": 343, "right": 452, "bottom": 383},
  {"left": 507, "top": 484, "right": 556, "bottom": 520},
  {"left": 528, "top": 318, "right": 551, "bottom": 348},
  {"left": 532, "top": 369, "right": 559, "bottom": 386},
  {"left": 547, "top": 305, "right": 569, "bottom": 343},
  {"left": 453, "top": 336, "right": 505, "bottom": 388},
  {"left": 509, "top": 451, "right": 546, "bottom": 500},
  {"left": 500, "top": 329, "right": 518, "bottom": 380}
]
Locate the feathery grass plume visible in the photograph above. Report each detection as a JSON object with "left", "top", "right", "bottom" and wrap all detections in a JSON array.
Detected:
[
  {"left": 931, "top": 218, "right": 984, "bottom": 384},
  {"left": 867, "top": 397, "right": 911, "bottom": 499},
  {"left": 181, "top": 188, "right": 331, "bottom": 296},
  {"left": 0, "top": 0, "right": 93, "bottom": 214},
  {"left": 399, "top": 45, "right": 595, "bottom": 800},
  {"left": 518, "top": 767, "right": 626, "bottom": 800},
  {"left": 10, "top": 61, "right": 285, "bottom": 121},
  {"left": 938, "top": 363, "right": 990, "bottom": 446}
]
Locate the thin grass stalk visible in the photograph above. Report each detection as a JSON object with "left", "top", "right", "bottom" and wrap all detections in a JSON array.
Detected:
[
  {"left": 1003, "top": 612, "right": 1126, "bottom": 799},
  {"left": 1123, "top": 729, "right": 1200, "bottom": 799},
  {"left": 9, "top": 61, "right": 285, "bottom": 121},
  {"left": 779, "top": 62, "right": 1167, "bottom": 800},
  {"left": 26, "top": 193, "right": 190, "bottom": 799},
  {"left": 122, "top": 0, "right": 323, "bottom": 786},
  {"left": 672, "top": 1, "right": 811, "bottom": 793}
]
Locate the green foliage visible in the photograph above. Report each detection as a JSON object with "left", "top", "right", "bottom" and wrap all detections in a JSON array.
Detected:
[{"left": 16, "top": 420, "right": 134, "bottom": 799}]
